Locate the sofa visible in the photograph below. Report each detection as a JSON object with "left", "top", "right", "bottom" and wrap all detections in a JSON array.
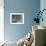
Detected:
[
  {"left": 1, "top": 25, "right": 46, "bottom": 46},
  {"left": 32, "top": 25, "right": 46, "bottom": 46}
]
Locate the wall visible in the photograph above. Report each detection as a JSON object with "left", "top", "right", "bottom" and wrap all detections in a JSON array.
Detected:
[
  {"left": 4, "top": 0, "right": 40, "bottom": 42},
  {"left": 40, "top": 0, "right": 46, "bottom": 27},
  {"left": 40, "top": 0, "right": 46, "bottom": 45}
]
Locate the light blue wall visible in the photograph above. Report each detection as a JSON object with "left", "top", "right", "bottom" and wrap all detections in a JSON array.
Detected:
[
  {"left": 40, "top": 0, "right": 46, "bottom": 44},
  {"left": 4, "top": 0, "right": 40, "bottom": 42},
  {"left": 40, "top": 0, "right": 46, "bottom": 27}
]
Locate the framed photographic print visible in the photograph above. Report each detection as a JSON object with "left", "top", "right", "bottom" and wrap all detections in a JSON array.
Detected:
[{"left": 10, "top": 13, "right": 24, "bottom": 24}]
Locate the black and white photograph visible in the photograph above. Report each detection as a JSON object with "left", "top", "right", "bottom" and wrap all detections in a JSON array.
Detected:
[{"left": 10, "top": 13, "right": 24, "bottom": 24}]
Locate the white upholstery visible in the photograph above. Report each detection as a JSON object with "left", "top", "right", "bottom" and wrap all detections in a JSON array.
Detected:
[
  {"left": 17, "top": 32, "right": 34, "bottom": 46},
  {"left": 17, "top": 37, "right": 25, "bottom": 46}
]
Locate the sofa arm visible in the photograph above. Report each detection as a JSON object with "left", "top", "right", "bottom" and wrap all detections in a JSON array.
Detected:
[{"left": 35, "top": 29, "right": 45, "bottom": 46}]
